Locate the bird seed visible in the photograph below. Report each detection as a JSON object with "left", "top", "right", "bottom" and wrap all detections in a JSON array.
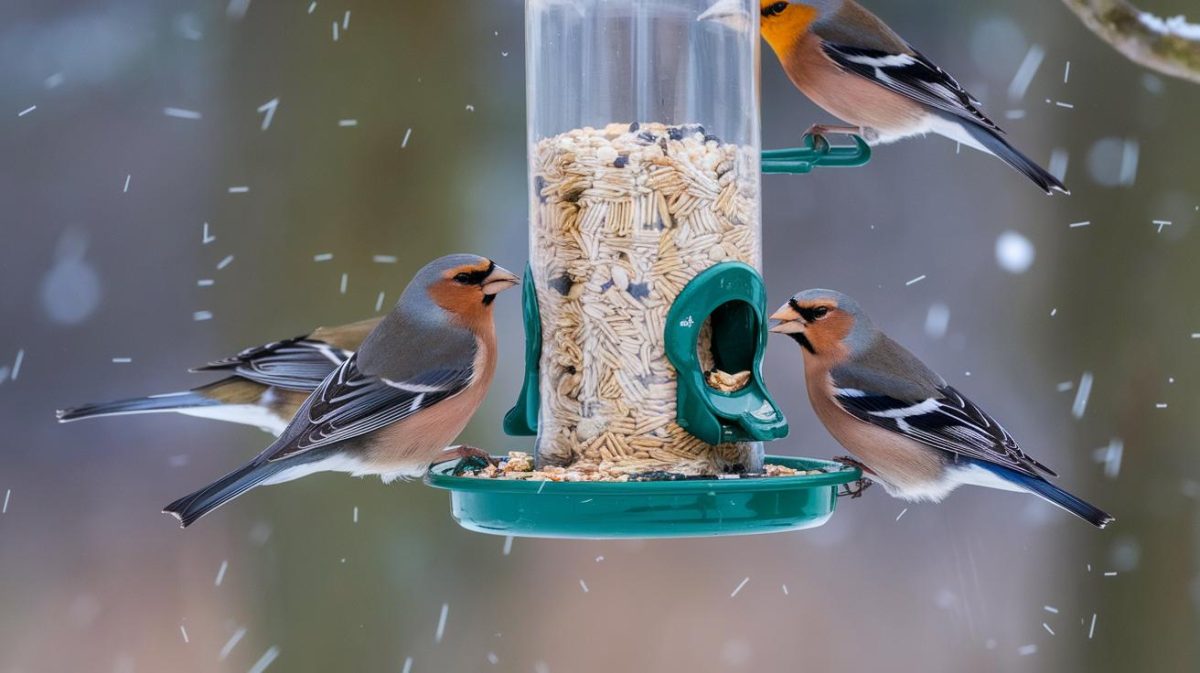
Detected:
[{"left": 530, "top": 123, "right": 762, "bottom": 475}]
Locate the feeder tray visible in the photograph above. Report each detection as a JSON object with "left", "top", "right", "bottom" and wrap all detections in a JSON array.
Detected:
[{"left": 425, "top": 455, "right": 861, "bottom": 539}]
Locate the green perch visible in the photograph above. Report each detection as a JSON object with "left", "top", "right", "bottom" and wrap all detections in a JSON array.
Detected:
[{"left": 762, "top": 133, "right": 871, "bottom": 174}]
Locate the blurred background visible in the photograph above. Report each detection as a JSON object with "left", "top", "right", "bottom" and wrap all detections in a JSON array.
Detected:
[{"left": 1, "top": 0, "right": 1197, "bottom": 671}]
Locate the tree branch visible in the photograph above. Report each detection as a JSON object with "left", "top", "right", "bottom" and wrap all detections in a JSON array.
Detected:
[{"left": 1061, "top": 0, "right": 1200, "bottom": 84}]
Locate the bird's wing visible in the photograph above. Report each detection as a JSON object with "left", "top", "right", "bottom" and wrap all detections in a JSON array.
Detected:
[
  {"left": 819, "top": 43, "right": 1001, "bottom": 132},
  {"left": 830, "top": 363, "right": 1056, "bottom": 478},
  {"left": 265, "top": 351, "right": 473, "bottom": 461},
  {"left": 192, "top": 337, "right": 352, "bottom": 391}
]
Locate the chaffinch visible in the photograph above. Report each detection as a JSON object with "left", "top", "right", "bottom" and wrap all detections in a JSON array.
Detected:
[
  {"left": 770, "top": 289, "right": 1113, "bottom": 527},
  {"left": 163, "top": 254, "right": 519, "bottom": 527},
  {"left": 57, "top": 317, "right": 381, "bottom": 435},
  {"left": 700, "top": 0, "right": 1068, "bottom": 195}
]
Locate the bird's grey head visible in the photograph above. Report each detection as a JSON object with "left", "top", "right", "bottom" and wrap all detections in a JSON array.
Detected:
[
  {"left": 357, "top": 254, "right": 518, "bottom": 375},
  {"left": 392, "top": 253, "right": 519, "bottom": 323},
  {"left": 768, "top": 288, "right": 877, "bottom": 357},
  {"left": 411, "top": 253, "right": 492, "bottom": 289},
  {"left": 360, "top": 253, "right": 519, "bottom": 370}
]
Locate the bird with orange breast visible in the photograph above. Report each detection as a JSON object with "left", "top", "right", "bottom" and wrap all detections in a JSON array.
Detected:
[
  {"left": 57, "top": 318, "right": 380, "bottom": 435},
  {"left": 163, "top": 254, "right": 519, "bottom": 527},
  {"left": 770, "top": 289, "right": 1113, "bottom": 527},
  {"left": 700, "top": 0, "right": 1068, "bottom": 195}
]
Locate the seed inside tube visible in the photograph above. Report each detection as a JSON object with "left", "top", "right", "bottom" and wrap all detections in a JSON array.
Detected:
[{"left": 529, "top": 123, "right": 763, "bottom": 475}]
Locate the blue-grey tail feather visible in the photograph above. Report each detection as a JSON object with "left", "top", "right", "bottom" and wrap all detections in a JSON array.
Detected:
[
  {"left": 163, "top": 461, "right": 281, "bottom": 528},
  {"left": 961, "top": 123, "right": 1069, "bottom": 195},
  {"left": 976, "top": 462, "right": 1114, "bottom": 528},
  {"left": 57, "top": 391, "right": 218, "bottom": 422}
]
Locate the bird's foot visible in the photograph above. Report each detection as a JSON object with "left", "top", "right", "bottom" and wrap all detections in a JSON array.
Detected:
[
  {"left": 799, "top": 125, "right": 873, "bottom": 158},
  {"left": 831, "top": 455, "right": 868, "bottom": 471},
  {"left": 837, "top": 477, "right": 875, "bottom": 499},
  {"left": 803, "top": 123, "right": 867, "bottom": 144},
  {"left": 441, "top": 445, "right": 497, "bottom": 476},
  {"left": 829, "top": 456, "right": 873, "bottom": 498},
  {"left": 804, "top": 123, "right": 864, "bottom": 136}
]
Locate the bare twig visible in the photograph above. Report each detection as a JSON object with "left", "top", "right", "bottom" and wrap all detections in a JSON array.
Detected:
[{"left": 1061, "top": 0, "right": 1200, "bottom": 84}]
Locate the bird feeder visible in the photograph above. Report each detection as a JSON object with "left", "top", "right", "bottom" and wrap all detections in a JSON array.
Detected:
[{"left": 428, "top": 0, "right": 864, "bottom": 538}]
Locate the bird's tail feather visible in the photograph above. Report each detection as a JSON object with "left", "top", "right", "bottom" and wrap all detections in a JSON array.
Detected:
[
  {"left": 57, "top": 391, "right": 218, "bottom": 422},
  {"left": 978, "top": 462, "right": 1114, "bottom": 528},
  {"left": 961, "top": 123, "right": 1069, "bottom": 195},
  {"left": 163, "top": 461, "right": 282, "bottom": 528}
]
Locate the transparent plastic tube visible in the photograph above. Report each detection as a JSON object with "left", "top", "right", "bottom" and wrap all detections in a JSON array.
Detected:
[{"left": 526, "top": 0, "right": 764, "bottom": 474}]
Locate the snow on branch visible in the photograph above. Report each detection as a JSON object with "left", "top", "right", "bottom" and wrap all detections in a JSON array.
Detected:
[{"left": 1061, "top": 0, "right": 1200, "bottom": 84}]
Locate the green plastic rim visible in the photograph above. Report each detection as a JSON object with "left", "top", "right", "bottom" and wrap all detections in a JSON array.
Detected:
[{"left": 425, "top": 455, "right": 861, "bottom": 539}]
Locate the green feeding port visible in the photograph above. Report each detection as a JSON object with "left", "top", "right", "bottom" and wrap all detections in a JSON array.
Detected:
[
  {"left": 507, "top": 262, "right": 790, "bottom": 445},
  {"left": 502, "top": 263, "right": 540, "bottom": 437},
  {"left": 664, "top": 262, "right": 789, "bottom": 445},
  {"left": 425, "top": 455, "right": 862, "bottom": 539},
  {"left": 762, "top": 133, "right": 871, "bottom": 175}
]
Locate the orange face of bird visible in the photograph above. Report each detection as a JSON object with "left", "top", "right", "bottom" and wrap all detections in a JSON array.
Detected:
[
  {"left": 698, "top": 1, "right": 819, "bottom": 54},
  {"left": 428, "top": 259, "right": 519, "bottom": 326},
  {"left": 768, "top": 295, "right": 853, "bottom": 358},
  {"left": 758, "top": 1, "right": 819, "bottom": 53}
]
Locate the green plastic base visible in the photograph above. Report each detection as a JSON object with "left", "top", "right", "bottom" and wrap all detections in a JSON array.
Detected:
[{"left": 425, "top": 455, "right": 861, "bottom": 539}]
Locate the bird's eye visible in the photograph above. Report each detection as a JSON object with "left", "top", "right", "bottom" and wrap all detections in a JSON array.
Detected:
[
  {"left": 762, "top": 1, "right": 788, "bottom": 17},
  {"left": 454, "top": 272, "right": 473, "bottom": 284},
  {"left": 812, "top": 306, "right": 830, "bottom": 319}
]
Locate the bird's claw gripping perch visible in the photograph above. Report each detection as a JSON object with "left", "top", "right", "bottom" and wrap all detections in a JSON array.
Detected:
[
  {"left": 837, "top": 477, "right": 874, "bottom": 499},
  {"left": 761, "top": 128, "right": 871, "bottom": 174},
  {"left": 831, "top": 454, "right": 867, "bottom": 471},
  {"left": 803, "top": 124, "right": 868, "bottom": 140},
  {"left": 829, "top": 455, "right": 873, "bottom": 499},
  {"left": 447, "top": 446, "right": 498, "bottom": 476}
]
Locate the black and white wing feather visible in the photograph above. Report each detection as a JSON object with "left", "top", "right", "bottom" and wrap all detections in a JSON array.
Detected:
[
  {"left": 267, "top": 352, "right": 472, "bottom": 461},
  {"left": 821, "top": 44, "right": 1001, "bottom": 132},
  {"left": 831, "top": 372, "right": 1056, "bottom": 478},
  {"left": 193, "top": 337, "right": 352, "bottom": 391}
]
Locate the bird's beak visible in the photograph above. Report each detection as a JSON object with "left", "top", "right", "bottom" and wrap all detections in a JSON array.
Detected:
[
  {"left": 768, "top": 303, "right": 805, "bottom": 334},
  {"left": 481, "top": 264, "right": 520, "bottom": 296},
  {"left": 697, "top": 0, "right": 753, "bottom": 32}
]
